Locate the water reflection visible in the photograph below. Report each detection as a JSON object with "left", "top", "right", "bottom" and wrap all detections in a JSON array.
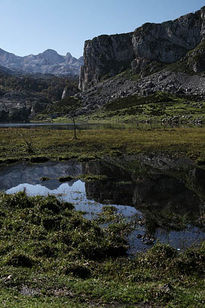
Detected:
[
  {"left": 0, "top": 122, "right": 134, "bottom": 130},
  {"left": 1, "top": 159, "right": 205, "bottom": 253},
  {"left": 0, "top": 122, "right": 204, "bottom": 130},
  {"left": 0, "top": 161, "right": 82, "bottom": 190},
  {"left": 6, "top": 181, "right": 138, "bottom": 221}
]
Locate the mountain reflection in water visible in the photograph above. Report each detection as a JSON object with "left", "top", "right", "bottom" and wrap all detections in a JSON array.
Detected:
[{"left": 0, "top": 159, "right": 204, "bottom": 253}]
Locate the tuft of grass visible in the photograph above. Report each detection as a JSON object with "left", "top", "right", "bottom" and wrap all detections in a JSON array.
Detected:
[
  {"left": 40, "top": 176, "right": 50, "bottom": 181},
  {"left": 79, "top": 174, "right": 108, "bottom": 182},
  {"left": 58, "top": 175, "right": 74, "bottom": 182}
]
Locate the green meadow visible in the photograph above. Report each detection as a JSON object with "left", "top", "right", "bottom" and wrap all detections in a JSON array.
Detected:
[{"left": 0, "top": 126, "right": 205, "bottom": 163}]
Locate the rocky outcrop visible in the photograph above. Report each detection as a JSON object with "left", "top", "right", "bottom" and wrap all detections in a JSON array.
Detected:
[
  {"left": 132, "top": 12, "right": 202, "bottom": 64},
  {"left": 79, "top": 6, "right": 205, "bottom": 90},
  {"left": 0, "top": 49, "right": 83, "bottom": 76},
  {"left": 187, "top": 40, "right": 205, "bottom": 72},
  {"left": 79, "top": 33, "right": 134, "bottom": 91}
]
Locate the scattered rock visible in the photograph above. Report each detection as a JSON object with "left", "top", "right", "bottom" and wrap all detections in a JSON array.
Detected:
[{"left": 20, "top": 285, "right": 41, "bottom": 296}]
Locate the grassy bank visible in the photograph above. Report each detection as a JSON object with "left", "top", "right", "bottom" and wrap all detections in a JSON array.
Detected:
[
  {"left": 0, "top": 192, "right": 204, "bottom": 307},
  {"left": 79, "top": 96, "right": 205, "bottom": 124},
  {"left": 34, "top": 92, "right": 205, "bottom": 124},
  {"left": 0, "top": 126, "right": 205, "bottom": 163}
]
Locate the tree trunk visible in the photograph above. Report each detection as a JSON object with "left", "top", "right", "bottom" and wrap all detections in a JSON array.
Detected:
[{"left": 72, "top": 116, "right": 77, "bottom": 140}]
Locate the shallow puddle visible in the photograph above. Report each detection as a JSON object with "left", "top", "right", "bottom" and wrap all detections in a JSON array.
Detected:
[{"left": 1, "top": 160, "right": 205, "bottom": 253}]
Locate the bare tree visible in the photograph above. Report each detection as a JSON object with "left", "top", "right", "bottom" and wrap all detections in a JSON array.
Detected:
[{"left": 61, "top": 96, "right": 81, "bottom": 140}]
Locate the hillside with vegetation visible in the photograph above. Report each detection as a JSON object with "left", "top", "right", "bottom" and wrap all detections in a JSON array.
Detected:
[{"left": 0, "top": 69, "right": 79, "bottom": 122}]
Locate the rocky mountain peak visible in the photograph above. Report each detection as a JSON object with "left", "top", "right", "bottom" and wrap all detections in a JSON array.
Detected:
[
  {"left": 38, "top": 49, "right": 64, "bottom": 65},
  {"left": 65, "top": 52, "right": 72, "bottom": 58},
  {"left": 42, "top": 49, "right": 59, "bottom": 55}
]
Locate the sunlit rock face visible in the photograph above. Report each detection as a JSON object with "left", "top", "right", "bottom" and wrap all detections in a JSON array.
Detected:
[
  {"left": 79, "top": 33, "right": 134, "bottom": 91},
  {"left": 132, "top": 11, "right": 202, "bottom": 64},
  {"left": 79, "top": 6, "right": 205, "bottom": 90}
]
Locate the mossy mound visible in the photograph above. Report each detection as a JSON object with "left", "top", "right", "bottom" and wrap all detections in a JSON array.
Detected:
[
  {"left": 0, "top": 192, "right": 128, "bottom": 262},
  {"left": 0, "top": 192, "right": 204, "bottom": 306}
]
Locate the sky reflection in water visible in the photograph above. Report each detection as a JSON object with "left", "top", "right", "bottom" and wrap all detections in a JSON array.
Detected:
[
  {"left": 6, "top": 180, "right": 138, "bottom": 220},
  {"left": 6, "top": 179, "right": 205, "bottom": 253}
]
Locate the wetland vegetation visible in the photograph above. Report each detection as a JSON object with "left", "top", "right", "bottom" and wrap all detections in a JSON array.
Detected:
[
  {"left": 0, "top": 126, "right": 204, "bottom": 306},
  {"left": 0, "top": 192, "right": 204, "bottom": 307},
  {"left": 0, "top": 126, "right": 205, "bottom": 163}
]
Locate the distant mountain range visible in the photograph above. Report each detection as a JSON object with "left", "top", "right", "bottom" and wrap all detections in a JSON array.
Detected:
[{"left": 0, "top": 48, "right": 83, "bottom": 76}]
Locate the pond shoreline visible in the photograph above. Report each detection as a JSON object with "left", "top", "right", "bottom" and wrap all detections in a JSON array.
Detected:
[
  {"left": 0, "top": 158, "right": 204, "bottom": 252},
  {"left": 0, "top": 191, "right": 204, "bottom": 307},
  {"left": 0, "top": 126, "right": 204, "bottom": 306}
]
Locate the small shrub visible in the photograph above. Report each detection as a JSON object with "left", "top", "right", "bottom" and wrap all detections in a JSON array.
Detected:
[
  {"left": 173, "top": 247, "right": 205, "bottom": 275},
  {"left": 40, "top": 197, "right": 61, "bottom": 214},
  {"left": 143, "top": 243, "right": 177, "bottom": 268},
  {"left": 58, "top": 176, "right": 73, "bottom": 182},
  {"left": 62, "top": 202, "right": 74, "bottom": 211}
]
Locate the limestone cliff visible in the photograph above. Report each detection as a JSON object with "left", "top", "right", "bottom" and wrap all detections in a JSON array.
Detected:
[
  {"left": 79, "top": 6, "right": 205, "bottom": 90},
  {"left": 79, "top": 33, "right": 134, "bottom": 91}
]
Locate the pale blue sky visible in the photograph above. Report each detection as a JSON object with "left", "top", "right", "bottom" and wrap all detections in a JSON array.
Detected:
[{"left": 0, "top": 0, "right": 204, "bottom": 58}]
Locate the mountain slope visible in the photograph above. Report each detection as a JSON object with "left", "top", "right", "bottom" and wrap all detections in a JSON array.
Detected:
[{"left": 0, "top": 48, "right": 83, "bottom": 76}]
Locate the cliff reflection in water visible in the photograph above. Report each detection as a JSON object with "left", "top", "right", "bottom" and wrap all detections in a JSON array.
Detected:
[
  {"left": 1, "top": 158, "right": 205, "bottom": 251},
  {"left": 83, "top": 159, "right": 204, "bottom": 234}
]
